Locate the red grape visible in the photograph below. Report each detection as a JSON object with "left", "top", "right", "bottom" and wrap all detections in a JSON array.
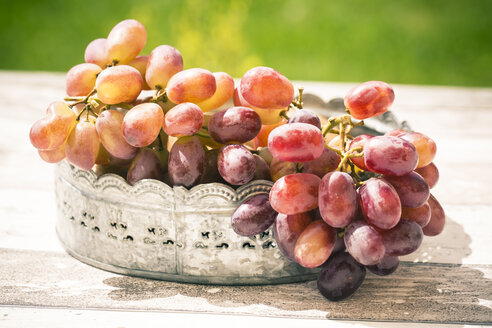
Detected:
[
  {"left": 318, "top": 172, "right": 357, "bottom": 228},
  {"left": 383, "top": 172, "right": 430, "bottom": 208},
  {"left": 127, "top": 148, "right": 164, "bottom": 185},
  {"left": 366, "top": 255, "right": 399, "bottom": 276},
  {"left": 344, "top": 220, "right": 385, "bottom": 265},
  {"left": 163, "top": 102, "right": 204, "bottom": 137},
  {"left": 268, "top": 123, "right": 324, "bottom": 162},
  {"left": 415, "top": 162, "right": 439, "bottom": 189},
  {"left": 303, "top": 147, "right": 340, "bottom": 178},
  {"left": 344, "top": 81, "right": 394, "bottom": 120},
  {"left": 122, "top": 103, "right": 164, "bottom": 147},
  {"left": 269, "top": 173, "right": 320, "bottom": 215},
  {"left": 287, "top": 109, "right": 321, "bottom": 129},
  {"left": 364, "top": 136, "right": 418, "bottom": 176},
  {"left": 348, "top": 134, "right": 373, "bottom": 171},
  {"left": 382, "top": 219, "right": 423, "bottom": 256},
  {"left": 401, "top": 203, "right": 431, "bottom": 228},
  {"left": 217, "top": 144, "right": 255, "bottom": 185},
  {"left": 231, "top": 194, "right": 276, "bottom": 237},
  {"left": 294, "top": 220, "right": 336, "bottom": 268},
  {"left": 208, "top": 107, "right": 262, "bottom": 144},
  {"left": 168, "top": 136, "right": 206, "bottom": 188},
  {"left": 273, "top": 212, "right": 312, "bottom": 262},
  {"left": 145, "top": 45, "right": 183, "bottom": 90},
  {"left": 422, "top": 194, "right": 446, "bottom": 236},
  {"left": 359, "top": 178, "right": 401, "bottom": 230}
]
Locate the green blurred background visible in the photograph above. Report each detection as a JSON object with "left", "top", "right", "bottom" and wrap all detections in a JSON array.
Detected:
[{"left": 1, "top": 0, "right": 491, "bottom": 86}]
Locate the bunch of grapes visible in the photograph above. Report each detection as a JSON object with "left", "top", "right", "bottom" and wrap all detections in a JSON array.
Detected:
[
  {"left": 232, "top": 81, "right": 445, "bottom": 301},
  {"left": 28, "top": 19, "right": 445, "bottom": 302}
]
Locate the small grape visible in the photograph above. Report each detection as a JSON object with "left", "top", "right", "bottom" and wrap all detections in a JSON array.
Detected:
[
  {"left": 208, "top": 106, "right": 261, "bottom": 144},
  {"left": 401, "top": 203, "right": 431, "bottom": 228},
  {"left": 319, "top": 172, "right": 357, "bottom": 228},
  {"left": 400, "top": 132, "right": 437, "bottom": 168},
  {"left": 348, "top": 134, "right": 373, "bottom": 171},
  {"left": 364, "top": 136, "right": 418, "bottom": 176},
  {"left": 66, "top": 63, "right": 102, "bottom": 97},
  {"left": 122, "top": 103, "right": 164, "bottom": 147},
  {"left": 384, "top": 172, "right": 430, "bottom": 208},
  {"left": 344, "top": 81, "right": 394, "bottom": 120},
  {"left": 303, "top": 147, "right": 340, "bottom": 178},
  {"left": 344, "top": 220, "right": 385, "bottom": 265},
  {"left": 95, "top": 110, "right": 138, "bottom": 160},
  {"left": 415, "top": 162, "right": 439, "bottom": 189},
  {"left": 65, "top": 121, "right": 100, "bottom": 171},
  {"left": 294, "top": 220, "right": 336, "bottom": 268},
  {"left": 166, "top": 68, "right": 216, "bottom": 104},
  {"left": 367, "top": 255, "right": 399, "bottom": 276},
  {"left": 269, "top": 173, "right": 320, "bottom": 215},
  {"left": 268, "top": 123, "right": 324, "bottom": 162},
  {"left": 106, "top": 19, "right": 146, "bottom": 64},
  {"left": 231, "top": 194, "right": 277, "bottom": 237},
  {"left": 84, "top": 38, "right": 109, "bottom": 69},
  {"left": 382, "top": 219, "right": 423, "bottom": 256},
  {"left": 317, "top": 252, "right": 366, "bottom": 301},
  {"left": 240, "top": 66, "right": 294, "bottom": 109},
  {"left": 145, "top": 45, "right": 183, "bottom": 90},
  {"left": 168, "top": 136, "right": 206, "bottom": 188},
  {"left": 422, "top": 194, "right": 446, "bottom": 236},
  {"left": 196, "top": 72, "right": 235, "bottom": 112},
  {"left": 95, "top": 65, "right": 143, "bottom": 105},
  {"left": 273, "top": 212, "right": 312, "bottom": 262},
  {"left": 287, "top": 109, "right": 321, "bottom": 129},
  {"left": 217, "top": 144, "right": 255, "bottom": 185},
  {"left": 162, "top": 102, "right": 203, "bottom": 137},
  {"left": 127, "top": 148, "right": 164, "bottom": 185},
  {"left": 359, "top": 178, "right": 401, "bottom": 230}
]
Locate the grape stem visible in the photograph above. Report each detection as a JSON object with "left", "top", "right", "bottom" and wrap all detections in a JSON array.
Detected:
[
  {"left": 336, "top": 146, "right": 363, "bottom": 172},
  {"left": 67, "top": 89, "right": 97, "bottom": 108},
  {"left": 152, "top": 88, "right": 168, "bottom": 103}
]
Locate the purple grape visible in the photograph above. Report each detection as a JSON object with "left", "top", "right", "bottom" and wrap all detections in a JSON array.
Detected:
[
  {"left": 422, "top": 194, "right": 446, "bottom": 236},
  {"left": 168, "top": 136, "right": 206, "bottom": 188},
  {"left": 303, "top": 147, "right": 340, "bottom": 178},
  {"left": 126, "top": 148, "right": 164, "bottom": 185},
  {"left": 364, "top": 136, "right": 418, "bottom": 176},
  {"left": 317, "top": 252, "right": 366, "bottom": 301},
  {"left": 231, "top": 194, "right": 277, "bottom": 236},
  {"left": 287, "top": 109, "right": 321, "bottom": 129},
  {"left": 367, "top": 255, "right": 399, "bottom": 276},
  {"left": 318, "top": 171, "right": 357, "bottom": 228},
  {"left": 253, "top": 154, "right": 271, "bottom": 181},
  {"left": 384, "top": 172, "right": 430, "bottom": 208},
  {"left": 218, "top": 144, "right": 255, "bottom": 185},
  {"left": 344, "top": 220, "right": 385, "bottom": 266},
  {"left": 209, "top": 106, "right": 262, "bottom": 144},
  {"left": 415, "top": 162, "right": 439, "bottom": 189},
  {"left": 359, "top": 178, "right": 401, "bottom": 230},
  {"left": 273, "top": 212, "right": 312, "bottom": 261},
  {"left": 382, "top": 219, "right": 423, "bottom": 256}
]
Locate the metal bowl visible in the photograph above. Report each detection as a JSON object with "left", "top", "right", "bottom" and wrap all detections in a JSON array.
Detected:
[{"left": 55, "top": 95, "right": 407, "bottom": 285}]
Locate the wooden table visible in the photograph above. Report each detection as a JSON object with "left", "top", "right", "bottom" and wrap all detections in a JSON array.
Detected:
[{"left": 0, "top": 71, "right": 491, "bottom": 327}]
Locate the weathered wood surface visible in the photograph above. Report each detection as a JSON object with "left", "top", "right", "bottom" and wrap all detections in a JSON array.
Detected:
[{"left": 0, "top": 71, "right": 491, "bottom": 326}]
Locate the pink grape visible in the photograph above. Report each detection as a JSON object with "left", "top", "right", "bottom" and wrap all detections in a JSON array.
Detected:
[
  {"left": 231, "top": 194, "right": 277, "bottom": 237},
  {"left": 240, "top": 66, "right": 294, "bottom": 109},
  {"left": 127, "top": 148, "right": 164, "bottom": 185},
  {"left": 163, "top": 102, "right": 203, "bottom": 137},
  {"left": 273, "top": 212, "right": 312, "bottom": 262},
  {"left": 287, "top": 109, "right": 321, "bottom": 129},
  {"left": 29, "top": 101, "right": 76, "bottom": 150},
  {"left": 65, "top": 121, "right": 100, "bottom": 171},
  {"left": 106, "top": 19, "right": 146, "bottom": 64},
  {"left": 145, "top": 45, "right": 183, "bottom": 90},
  {"left": 65, "top": 63, "right": 102, "bottom": 97},
  {"left": 415, "top": 162, "right": 439, "bottom": 189},
  {"left": 348, "top": 134, "right": 373, "bottom": 171},
  {"left": 268, "top": 123, "right": 324, "bottom": 162},
  {"left": 217, "top": 144, "right": 255, "bottom": 185},
  {"left": 344, "top": 81, "right": 395, "bottom": 120},
  {"left": 318, "top": 171, "right": 357, "bottom": 228},
  {"left": 168, "top": 136, "right": 206, "bottom": 188},
  {"left": 197, "top": 72, "right": 235, "bottom": 112},
  {"left": 367, "top": 255, "right": 399, "bottom": 276},
  {"left": 382, "top": 219, "right": 423, "bottom": 256},
  {"left": 317, "top": 252, "right": 366, "bottom": 301},
  {"left": 166, "top": 68, "right": 216, "bottom": 104},
  {"left": 359, "top": 178, "right": 401, "bottom": 230},
  {"left": 208, "top": 106, "right": 261, "bottom": 144},
  {"left": 422, "top": 194, "right": 446, "bottom": 236},
  {"left": 95, "top": 65, "right": 143, "bottom": 104},
  {"left": 401, "top": 203, "right": 431, "bottom": 228},
  {"left": 383, "top": 172, "right": 430, "bottom": 208},
  {"left": 122, "top": 103, "right": 164, "bottom": 147},
  {"left": 303, "top": 147, "right": 340, "bottom": 178},
  {"left": 127, "top": 55, "right": 151, "bottom": 90},
  {"left": 294, "top": 220, "right": 336, "bottom": 268},
  {"left": 95, "top": 110, "right": 137, "bottom": 160},
  {"left": 269, "top": 173, "right": 320, "bottom": 215},
  {"left": 364, "top": 136, "right": 418, "bottom": 176},
  {"left": 84, "top": 38, "right": 109, "bottom": 68},
  {"left": 38, "top": 143, "right": 66, "bottom": 163},
  {"left": 400, "top": 132, "right": 437, "bottom": 168},
  {"left": 344, "top": 220, "right": 386, "bottom": 265}
]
